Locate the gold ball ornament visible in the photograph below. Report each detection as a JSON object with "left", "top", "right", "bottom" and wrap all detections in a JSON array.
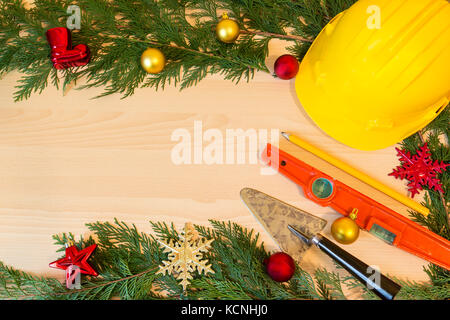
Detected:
[
  {"left": 140, "top": 48, "right": 166, "bottom": 74},
  {"left": 216, "top": 13, "right": 240, "bottom": 43},
  {"left": 331, "top": 209, "right": 360, "bottom": 245}
]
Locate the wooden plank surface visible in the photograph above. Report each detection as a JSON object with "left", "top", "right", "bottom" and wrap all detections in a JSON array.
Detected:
[{"left": 0, "top": 38, "right": 430, "bottom": 296}]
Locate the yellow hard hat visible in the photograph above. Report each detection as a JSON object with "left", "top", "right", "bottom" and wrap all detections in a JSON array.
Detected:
[{"left": 295, "top": 0, "right": 450, "bottom": 151}]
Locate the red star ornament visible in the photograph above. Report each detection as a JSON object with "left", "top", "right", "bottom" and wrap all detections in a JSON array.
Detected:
[
  {"left": 389, "top": 143, "right": 449, "bottom": 198},
  {"left": 49, "top": 244, "right": 98, "bottom": 276}
]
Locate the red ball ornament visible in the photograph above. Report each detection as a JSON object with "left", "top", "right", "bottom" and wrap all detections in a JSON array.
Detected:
[
  {"left": 274, "top": 54, "right": 299, "bottom": 80},
  {"left": 264, "top": 252, "right": 295, "bottom": 282}
]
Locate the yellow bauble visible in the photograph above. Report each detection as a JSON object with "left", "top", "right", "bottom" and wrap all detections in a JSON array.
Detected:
[
  {"left": 140, "top": 48, "right": 166, "bottom": 74},
  {"left": 216, "top": 13, "right": 240, "bottom": 43},
  {"left": 331, "top": 212, "right": 360, "bottom": 245}
]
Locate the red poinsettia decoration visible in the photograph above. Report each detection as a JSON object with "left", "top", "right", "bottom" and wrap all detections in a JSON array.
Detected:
[{"left": 389, "top": 143, "right": 449, "bottom": 198}]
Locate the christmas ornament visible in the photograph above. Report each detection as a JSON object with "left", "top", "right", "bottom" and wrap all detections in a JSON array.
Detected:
[
  {"left": 295, "top": 0, "right": 450, "bottom": 151},
  {"left": 242, "top": 188, "right": 400, "bottom": 300},
  {"left": 274, "top": 54, "right": 299, "bottom": 80},
  {"left": 264, "top": 252, "right": 295, "bottom": 282},
  {"left": 215, "top": 13, "right": 240, "bottom": 43},
  {"left": 389, "top": 143, "right": 449, "bottom": 198},
  {"left": 331, "top": 209, "right": 360, "bottom": 245},
  {"left": 262, "top": 144, "right": 450, "bottom": 270},
  {"left": 3, "top": 218, "right": 448, "bottom": 300},
  {"left": 49, "top": 242, "right": 98, "bottom": 276},
  {"left": 45, "top": 27, "right": 90, "bottom": 70},
  {"left": 49, "top": 242, "right": 97, "bottom": 289},
  {"left": 287, "top": 224, "right": 401, "bottom": 300},
  {"left": 156, "top": 223, "right": 214, "bottom": 291},
  {"left": 140, "top": 48, "right": 166, "bottom": 74}
]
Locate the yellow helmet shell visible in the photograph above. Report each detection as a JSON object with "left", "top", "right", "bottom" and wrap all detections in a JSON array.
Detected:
[{"left": 295, "top": 0, "right": 450, "bottom": 151}]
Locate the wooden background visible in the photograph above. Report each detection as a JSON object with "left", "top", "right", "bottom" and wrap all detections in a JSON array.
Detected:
[{"left": 0, "top": 38, "right": 430, "bottom": 297}]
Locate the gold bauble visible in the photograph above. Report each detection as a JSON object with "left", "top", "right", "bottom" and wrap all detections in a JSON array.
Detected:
[
  {"left": 331, "top": 210, "right": 360, "bottom": 244},
  {"left": 140, "top": 48, "right": 166, "bottom": 74},
  {"left": 216, "top": 13, "right": 240, "bottom": 43}
]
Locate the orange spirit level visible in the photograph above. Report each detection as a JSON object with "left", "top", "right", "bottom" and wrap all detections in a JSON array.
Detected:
[{"left": 262, "top": 144, "right": 450, "bottom": 270}]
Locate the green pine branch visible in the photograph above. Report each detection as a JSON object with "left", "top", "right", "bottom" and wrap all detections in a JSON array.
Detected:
[
  {"left": 1, "top": 218, "right": 448, "bottom": 300},
  {"left": 0, "top": 261, "right": 67, "bottom": 300},
  {"left": 398, "top": 105, "right": 449, "bottom": 285},
  {"left": 0, "top": 0, "right": 358, "bottom": 100},
  {"left": 314, "top": 268, "right": 347, "bottom": 300}
]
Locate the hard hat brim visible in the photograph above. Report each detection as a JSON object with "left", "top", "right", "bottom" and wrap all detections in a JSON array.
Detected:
[{"left": 295, "top": 67, "right": 437, "bottom": 151}]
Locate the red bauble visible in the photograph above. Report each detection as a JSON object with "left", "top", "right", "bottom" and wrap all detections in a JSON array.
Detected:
[
  {"left": 264, "top": 252, "right": 295, "bottom": 282},
  {"left": 274, "top": 54, "right": 299, "bottom": 80}
]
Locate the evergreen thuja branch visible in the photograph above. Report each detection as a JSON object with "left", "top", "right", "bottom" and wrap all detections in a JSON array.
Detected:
[
  {"left": 58, "top": 267, "right": 159, "bottom": 300},
  {"left": 1, "top": 219, "right": 450, "bottom": 300},
  {"left": 400, "top": 106, "right": 449, "bottom": 240},
  {"left": 0, "top": 0, "right": 358, "bottom": 100},
  {"left": 394, "top": 274, "right": 450, "bottom": 300},
  {"left": 313, "top": 268, "right": 347, "bottom": 300},
  {"left": 0, "top": 265, "right": 159, "bottom": 300},
  {"left": 240, "top": 29, "right": 313, "bottom": 42},
  {"left": 188, "top": 278, "right": 253, "bottom": 300},
  {"left": 195, "top": 220, "right": 323, "bottom": 300},
  {"left": 128, "top": 36, "right": 266, "bottom": 71},
  {"left": 150, "top": 221, "right": 180, "bottom": 242},
  {"left": 44, "top": 219, "right": 172, "bottom": 300},
  {"left": 417, "top": 124, "right": 449, "bottom": 228},
  {"left": 396, "top": 105, "right": 449, "bottom": 291},
  {"left": 0, "top": 261, "right": 67, "bottom": 300}
]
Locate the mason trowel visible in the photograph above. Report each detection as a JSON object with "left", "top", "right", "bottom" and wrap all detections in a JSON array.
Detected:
[
  {"left": 240, "top": 187, "right": 401, "bottom": 300},
  {"left": 240, "top": 187, "right": 327, "bottom": 262}
]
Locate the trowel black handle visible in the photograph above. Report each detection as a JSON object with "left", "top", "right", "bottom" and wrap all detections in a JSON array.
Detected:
[{"left": 313, "top": 234, "right": 401, "bottom": 300}]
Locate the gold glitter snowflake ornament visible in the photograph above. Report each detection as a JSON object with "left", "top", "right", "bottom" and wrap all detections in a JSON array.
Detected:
[{"left": 156, "top": 223, "right": 214, "bottom": 291}]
